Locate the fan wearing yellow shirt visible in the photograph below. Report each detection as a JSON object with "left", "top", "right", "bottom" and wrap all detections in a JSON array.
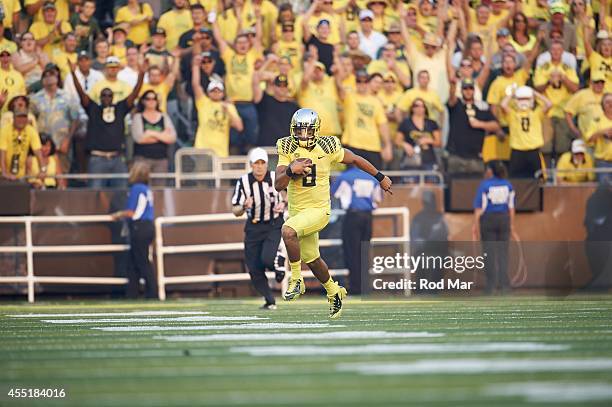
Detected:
[
  {"left": 0, "top": 48, "right": 26, "bottom": 114},
  {"left": 367, "top": 42, "right": 411, "bottom": 88},
  {"left": 89, "top": 57, "right": 134, "bottom": 104},
  {"left": 157, "top": 0, "right": 194, "bottom": 51},
  {"left": 338, "top": 69, "right": 393, "bottom": 169},
  {"left": 115, "top": 0, "right": 154, "bottom": 46},
  {"left": 564, "top": 73, "right": 606, "bottom": 138},
  {"left": 298, "top": 0, "right": 342, "bottom": 45},
  {"left": 585, "top": 93, "right": 612, "bottom": 182},
  {"left": 109, "top": 27, "right": 129, "bottom": 67},
  {"left": 30, "top": 2, "right": 73, "bottom": 57},
  {"left": 584, "top": 25, "right": 612, "bottom": 91},
  {"left": 139, "top": 60, "right": 178, "bottom": 113},
  {"left": 1, "top": 0, "right": 21, "bottom": 32},
  {"left": 556, "top": 139, "right": 596, "bottom": 183},
  {"left": 0, "top": 109, "right": 45, "bottom": 181},
  {"left": 191, "top": 54, "right": 243, "bottom": 158},
  {"left": 51, "top": 32, "right": 78, "bottom": 81},
  {"left": 298, "top": 59, "right": 342, "bottom": 137},
  {"left": 275, "top": 108, "right": 392, "bottom": 318},
  {"left": 533, "top": 40, "right": 580, "bottom": 159},
  {"left": 500, "top": 86, "right": 553, "bottom": 178},
  {"left": 396, "top": 70, "right": 444, "bottom": 124},
  {"left": 487, "top": 54, "right": 532, "bottom": 129},
  {"left": 25, "top": 0, "right": 70, "bottom": 24},
  {"left": 213, "top": 9, "right": 264, "bottom": 152},
  {"left": 271, "top": 22, "right": 304, "bottom": 74}
]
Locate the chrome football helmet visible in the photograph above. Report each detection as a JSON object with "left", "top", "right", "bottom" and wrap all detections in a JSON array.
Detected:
[
  {"left": 290, "top": 108, "right": 321, "bottom": 149},
  {"left": 515, "top": 86, "right": 535, "bottom": 111}
]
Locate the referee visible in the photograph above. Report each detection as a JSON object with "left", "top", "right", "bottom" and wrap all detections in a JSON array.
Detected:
[
  {"left": 472, "top": 161, "right": 516, "bottom": 295},
  {"left": 232, "top": 148, "right": 286, "bottom": 309}
]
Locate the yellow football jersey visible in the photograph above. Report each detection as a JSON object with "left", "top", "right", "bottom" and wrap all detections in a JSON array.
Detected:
[
  {"left": 507, "top": 103, "right": 546, "bottom": 151},
  {"left": 277, "top": 135, "right": 345, "bottom": 212}
]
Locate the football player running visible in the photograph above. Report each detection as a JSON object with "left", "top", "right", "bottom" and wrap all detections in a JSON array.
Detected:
[{"left": 275, "top": 108, "right": 393, "bottom": 319}]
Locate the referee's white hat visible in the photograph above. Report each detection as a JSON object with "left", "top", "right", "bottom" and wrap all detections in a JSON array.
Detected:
[{"left": 249, "top": 148, "right": 268, "bottom": 163}]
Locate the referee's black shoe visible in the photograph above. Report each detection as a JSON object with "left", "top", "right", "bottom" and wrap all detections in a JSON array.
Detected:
[
  {"left": 260, "top": 303, "right": 277, "bottom": 310},
  {"left": 274, "top": 269, "right": 286, "bottom": 283}
]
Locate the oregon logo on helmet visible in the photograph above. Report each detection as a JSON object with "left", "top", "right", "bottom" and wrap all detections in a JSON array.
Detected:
[{"left": 290, "top": 108, "right": 320, "bottom": 149}]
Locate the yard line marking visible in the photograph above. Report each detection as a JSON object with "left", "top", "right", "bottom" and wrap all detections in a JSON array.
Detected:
[
  {"left": 93, "top": 323, "right": 339, "bottom": 332},
  {"left": 8, "top": 311, "right": 209, "bottom": 318},
  {"left": 156, "top": 331, "right": 444, "bottom": 342},
  {"left": 41, "top": 316, "right": 266, "bottom": 324},
  {"left": 231, "top": 342, "right": 569, "bottom": 356},
  {"left": 336, "top": 358, "right": 612, "bottom": 375},
  {"left": 485, "top": 382, "right": 612, "bottom": 403}
]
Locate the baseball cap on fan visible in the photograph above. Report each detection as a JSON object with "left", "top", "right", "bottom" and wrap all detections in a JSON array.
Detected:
[
  {"left": 249, "top": 148, "right": 268, "bottom": 163},
  {"left": 571, "top": 139, "right": 587, "bottom": 154}
]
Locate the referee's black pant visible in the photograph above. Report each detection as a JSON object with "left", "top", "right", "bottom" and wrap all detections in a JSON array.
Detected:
[
  {"left": 342, "top": 209, "right": 373, "bottom": 295},
  {"left": 479, "top": 212, "right": 510, "bottom": 294},
  {"left": 127, "top": 220, "right": 157, "bottom": 299},
  {"left": 244, "top": 217, "right": 282, "bottom": 305}
]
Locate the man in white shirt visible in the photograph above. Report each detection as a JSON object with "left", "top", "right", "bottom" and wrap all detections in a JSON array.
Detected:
[
  {"left": 358, "top": 9, "right": 387, "bottom": 60},
  {"left": 63, "top": 51, "right": 104, "bottom": 101},
  {"left": 117, "top": 46, "right": 140, "bottom": 88}
]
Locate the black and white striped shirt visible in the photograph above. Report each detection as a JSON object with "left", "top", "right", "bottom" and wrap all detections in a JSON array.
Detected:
[{"left": 231, "top": 171, "right": 282, "bottom": 223}]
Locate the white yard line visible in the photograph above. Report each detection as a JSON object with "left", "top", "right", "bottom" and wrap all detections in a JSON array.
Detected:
[
  {"left": 8, "top": 311, "right": 208, "bottom": 318},
  {"left": 337, "top": 358, "right": 612, "bottom": 375},
  {"left": 484, "top": 382, "right": 612, "bottom": 403},
  {"left": 93, "top": 323, "right": 340, "bottom": 332},
  {"left": 157, "top": 331, "right": 444, "bottom": 342},
  {"left": 232, "top": 342, "right": 569, "bottom": 356},
  {"left": 41, "top": 316, "right": 267, "bottom": 324}
]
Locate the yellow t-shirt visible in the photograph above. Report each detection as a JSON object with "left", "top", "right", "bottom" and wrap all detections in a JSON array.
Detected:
[
  {"left": 276, "top": 39, "right": 303, "bottom": 73},
  {"left": 367, "top": 60, "right": 411, "bottom": 84},
  {"left": 556, "top": 151, "right": 596, "bottom": 182},
  {"left": 217, "top": 9, "right": 240, "bottom": 44},
  {"left": 576, "top": 18, "right": 596, "bottom": 60},
  {"left": 157, "top": 8, "right": 194, "bottom": 51},
  {"left": 588, "top": 52, "right": 612, "bottom": 92},
  {"left": 1, "top": 0, "right": 21, "bottom": 28},
  {"left": 0, "top": 111, "right": 38, "bottom": 130},
  {"left": 509, "top": 35, "right": 537, "bottom": 55},
  {"left": 0, "top": 124, "right": 41, "bottom": 178},
  {"left": 30, "top": 20, "right": 73, "bottom": 57},
  {"left": 585, "top": 113, "right": 612, "bottom": 161},
  {"left": 194, "top": 94, "right": 240, "bottom": 158},
  {"left": 29, "top": 154, "right": 59, "bottom": 187},
  {"left": 341, "top": 92, "right": 387, "bottom": 152},
  {"left": 377, "top": 88, "right": 402, "bottom": 135},
  {"left": 51, "top": 49, "right": 77, "bottom": 81},
  {"left": 110, "top": 45, "right": 127, "bottom": 67},
  {"left": 469, "top": 8, "right": 509, "bottom": 31},
  {"left": 565, "top": 88, "right": 605, "bottom": 135},
  {"left": 26, "top": 0, "right": 69, "bottom": 23},
  {"left": 522, "top": 0, "right": 550, "bottom": 21},
  {"left": 507, "top": 103, "right": 546, "bottom": 151},
  {"left": 396, "top": 88, "right": 444, "bottom": 122},
  {"left": 533, "top": 62, "right": 579, "bottom": 118},
  {"left": 115, "top": 3, "right": 153, "bottom": 45},
  {"left": 301, "top": 12, "right": 342, "bottom": 45},
  {"left": 405, "top": 45, "right": 450, "bottom": 103},
  {"left": 276, "top": 135, "right": 345, "bottom": 212},
  {"left": 0, "top": 38, "right": 18, "bottom": 54},
  {"left": 89, "top": 79, "right": 134, "bottom": 104},
  {"left": 140, "top": 82, "right": 171, "bottom": 113},
  {"left": 189, "top": 0, "right": 217, "bottom": 11},
  {"left": 222, "top": 48, "right": 261, "bottom": 102},
  {"left": 486, "top": 70, "right": 530, "bottom": 126},
  {"left": 241, "top": 0, "right": 278, "bottom": 49},
  {"left": 0, "top": 67, "right": 26, "bottom": 113},
  {"left": 470, "top": 22, "right": 496, "bottom": 53},
  {"left": 298, "top": 75, "right": 341, "bottom": 136}
]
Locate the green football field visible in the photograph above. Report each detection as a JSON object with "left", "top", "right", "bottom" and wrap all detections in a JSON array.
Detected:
[{"left": 1, "top": 296, "right": 612, "bottom": 406}]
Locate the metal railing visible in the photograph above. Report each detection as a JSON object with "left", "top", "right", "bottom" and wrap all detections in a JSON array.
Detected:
[
  {"left": 0, "top": 215, "right": 129, "bottom": 303},
  {"left": 154, "top": 207, "right": 410, "bottom": 300},
  {"left": 534, "top": 167, "right": 612, "bottom": 185}
]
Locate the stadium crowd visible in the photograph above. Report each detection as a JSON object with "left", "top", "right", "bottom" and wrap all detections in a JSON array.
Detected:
[{"left": 0, "top": 0, "right": 611, "bottom": 188}]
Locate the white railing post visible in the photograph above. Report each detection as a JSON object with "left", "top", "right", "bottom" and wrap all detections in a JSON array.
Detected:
[
  {"left": 154, "top": 218, "right": 166, "bottom": 301},
  {"left": 25, "top": 218, "right": 34, "bottom": 303}
]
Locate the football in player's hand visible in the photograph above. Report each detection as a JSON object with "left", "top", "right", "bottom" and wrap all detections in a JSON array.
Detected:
[{"left": 293, "top": 158, "right": 313, "bottom": 175}]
